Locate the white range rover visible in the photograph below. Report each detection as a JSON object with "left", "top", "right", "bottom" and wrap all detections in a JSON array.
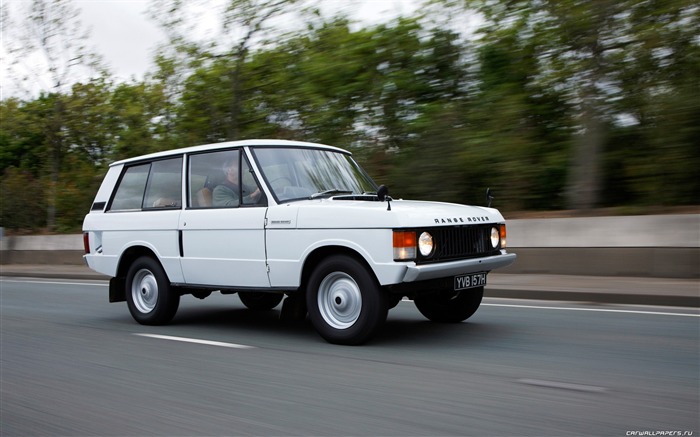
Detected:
[{"left": 83, "top": 140, "right": 516, "bottom": 344}]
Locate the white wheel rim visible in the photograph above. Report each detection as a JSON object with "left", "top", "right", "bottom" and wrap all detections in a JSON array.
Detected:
[
  {"left": 318, "top": 272, "right": 362, "bottom": 330},
  {"left": 131, "top": 269, "right": 158, "bottom": 314}
]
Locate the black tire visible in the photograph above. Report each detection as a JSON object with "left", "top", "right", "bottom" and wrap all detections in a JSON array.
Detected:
[
  {"left": 414, "top": 286, "right": 483, "bottom": 323},
  {"left": 238, "top": 291, "right": 284, "bottom": 311},
  {"left": 306, "top": 255, "right": 388, "bottom": 345},
  {"left": 125, "top": 256, "right": 180, "bottom": 325}
]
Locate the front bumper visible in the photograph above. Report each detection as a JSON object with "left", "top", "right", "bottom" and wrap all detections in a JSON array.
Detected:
[{"left": 402, "top": 252, "right": 517, "bottom": 282}]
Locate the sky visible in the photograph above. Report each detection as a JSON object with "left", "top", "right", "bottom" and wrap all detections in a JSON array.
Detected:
[
  {"left": 1, "top": 0, "right": 424, "bottom": 98},
  {"left": 77, "top": 0, "right": 165, "bottom": 83}
]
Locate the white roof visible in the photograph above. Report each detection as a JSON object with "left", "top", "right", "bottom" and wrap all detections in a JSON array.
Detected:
[{"left": 110, "top": 139, "right": 349, "bottom": 166}]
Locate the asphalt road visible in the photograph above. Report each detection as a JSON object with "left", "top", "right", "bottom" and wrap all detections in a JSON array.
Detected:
[{"left": 1, "top": 277, "right": 698, "bottom": 437}]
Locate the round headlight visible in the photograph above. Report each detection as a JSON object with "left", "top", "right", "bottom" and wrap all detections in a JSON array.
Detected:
[
  {"left": 490, "top": 226, "right": 500, "bottom": 248},
  {"left": 418, "top": 232, "right": 434, "bottom": 257}
]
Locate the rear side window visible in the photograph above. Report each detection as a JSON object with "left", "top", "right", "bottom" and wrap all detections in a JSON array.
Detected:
[
  {"left": 110, "top": 164, "right": 149, "bottom": 210},
  {"left": 109, "top": 157, "right": 182, "bottom": 211},
  {"left": 143, "top": 158, "right": 183, "bottom": 209}
]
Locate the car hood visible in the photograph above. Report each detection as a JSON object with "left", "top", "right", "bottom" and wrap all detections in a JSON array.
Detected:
[{"left": 266, "top": 198, "right": 505, "bottom": 230}]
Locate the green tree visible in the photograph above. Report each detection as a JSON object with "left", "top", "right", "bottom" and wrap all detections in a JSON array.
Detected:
[
  {"left": 109, "top": 81, "right": 174, "bottom": 159},
  {"left": 3, "top": 0, "right": 106, "bottom": 229},
  {"left": 0, "top": 99, "right": 46, "bottom": 175},
  {"left": 63, "top": 80, "right": 115, "bottom": 165},
  {"left": 149, "top": 0, "right": 302, "bottom": 141},
  {"left": 466, "top": 30, "right": 571, "bottom": 210},
  {"left": 448, "top": 0, "right": 700, "bottom": 210},
  {"left": 0, "top": 168, "right": 46, "bottom": 230}
]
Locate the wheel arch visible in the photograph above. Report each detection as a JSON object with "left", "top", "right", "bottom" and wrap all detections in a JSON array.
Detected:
[
  {"left": 116, "top": 245, "right": 160, "bottom": 278},
  {"left": 109, "top": 245, "right": 165, "bottom": 304},
  {"left": 300, "top": 245, "right": 379, "bottom": 293}
]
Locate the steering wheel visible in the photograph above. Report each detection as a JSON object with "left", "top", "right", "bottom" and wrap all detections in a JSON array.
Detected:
[{"left": 270, "top": 176, "right": 293, "bottom": 189}]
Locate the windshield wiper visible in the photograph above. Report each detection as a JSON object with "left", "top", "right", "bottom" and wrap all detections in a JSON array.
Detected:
[{"left": 310, "top": 189, "right": 353, "bottom": 199}]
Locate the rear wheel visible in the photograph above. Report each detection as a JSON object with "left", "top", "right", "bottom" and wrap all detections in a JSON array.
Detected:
[
  {"left": 307, "top": 255, "right": 388, "bottom": 345},
  {"left": 414, "top": 286, "right": 483, "bottom": 323},
  {"left": 238, "top": 292, "right": 284, "bottom": 311},
  {"left": 126, "top": 256, "right": 179, "bottom": 325}
]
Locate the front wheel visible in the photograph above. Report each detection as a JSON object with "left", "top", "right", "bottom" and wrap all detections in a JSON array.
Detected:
[
  {"left": 414, "top": 286, "right": 483, "bottom": 323},
  {"left": 126, "top": 256, "right": 179, "bottom": 325},
  {"left": 306, "top": 255, "right": 388, "bottom": 345}
]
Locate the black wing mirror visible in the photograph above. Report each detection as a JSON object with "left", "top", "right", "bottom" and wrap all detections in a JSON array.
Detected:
[
  {"left": 377, "top": 185, "right": 392, "bottom": 211},
  {"left": 486, "top": 188, "right": 494, "bottom": 207}
]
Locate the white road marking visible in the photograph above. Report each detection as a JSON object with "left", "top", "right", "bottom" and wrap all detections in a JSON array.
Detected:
[
  {"left": 0, "top": 278, "right": 108, "bottom": 287},
  {"left": 517, "top": 378, "right": 608, "bottom": 393},
  {"left": 481, "top": 303, "right": 700, "bottom": 317},
  {"left": 134, "top": 333, "right": 256, "bottom": 349},
  {"left": 402, "top": 298, "right": 698, "bottom": 317}
]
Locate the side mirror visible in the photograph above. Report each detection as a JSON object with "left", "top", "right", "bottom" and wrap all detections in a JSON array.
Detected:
[
  {"left": 377, "top": 185, "right": 389, "bottom": 202},
  {"left": 486, "top": 188, "right": 494, "bottom": 207},
  {"left": 377, "top": 185, "right": 392, "bottom": 211}
]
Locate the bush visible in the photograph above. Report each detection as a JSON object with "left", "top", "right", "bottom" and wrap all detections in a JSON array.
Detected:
[{"left": 0, "top": 168, "right": 46, "bottom": 230}]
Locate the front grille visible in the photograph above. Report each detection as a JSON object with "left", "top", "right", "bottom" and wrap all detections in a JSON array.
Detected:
[{"left": 418, "top": 225, "right": 500, "bottom": 264}]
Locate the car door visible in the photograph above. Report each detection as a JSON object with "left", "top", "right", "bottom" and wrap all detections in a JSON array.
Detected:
[{"left": 178, "top": 148, "right": 270, "bottom": 288}]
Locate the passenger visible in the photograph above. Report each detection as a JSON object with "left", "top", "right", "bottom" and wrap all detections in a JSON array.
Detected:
[{"left": 212, "top": 156, "right": 262, "bottom": 207}]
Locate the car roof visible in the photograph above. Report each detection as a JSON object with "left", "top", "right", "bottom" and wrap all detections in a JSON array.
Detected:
[{"left": 110, "top": 139, "right": 350, "bottom": 167}]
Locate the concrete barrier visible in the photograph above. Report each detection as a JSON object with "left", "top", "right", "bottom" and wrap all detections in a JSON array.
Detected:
[
  {"left": 0, "top": 234, "right": 85, "bottom": 265},
  {"left": 507, "top": 214, "right": 699, "bottom": 248},
  {"left": 500, "top": 214, "right": 699, "bottom": 278},
  {"left": 1, "top": 214, "right": 698, "bottom": 278}
]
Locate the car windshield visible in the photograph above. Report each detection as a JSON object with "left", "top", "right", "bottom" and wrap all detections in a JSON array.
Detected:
[{"left": 252, "top": 147, "right": 377, "bottom": 203}]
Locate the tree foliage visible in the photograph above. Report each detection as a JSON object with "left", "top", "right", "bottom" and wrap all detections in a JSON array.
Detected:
[
  {"left": 3, "top": 0, "right": 106, "bottom": 230},
  {"left": 451, "top": 0, "right": 700, "bottom": 209},
  {"left": 1, "top": 0, "right": 698, "bottom": 232}
]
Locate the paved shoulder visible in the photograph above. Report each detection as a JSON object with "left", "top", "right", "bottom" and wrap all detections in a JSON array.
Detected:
[{"left": 487, "top": 273, "right": 699, "bottom": 307}]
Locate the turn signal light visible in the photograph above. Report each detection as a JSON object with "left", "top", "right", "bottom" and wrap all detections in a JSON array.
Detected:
[
  {"left": 393, "top": 231, "right": 416, "bottom": 260},
  {"left": 500, "top": 225, "right": 507, "bottom": 248}
]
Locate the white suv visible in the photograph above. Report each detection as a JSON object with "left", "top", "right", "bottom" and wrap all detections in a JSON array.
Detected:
[{"left": 83, "top": 140, "right": 516, "bottom": 344}]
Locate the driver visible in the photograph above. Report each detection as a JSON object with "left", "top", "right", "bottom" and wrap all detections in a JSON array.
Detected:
[{"left": 212, "top": 156, "right": 262, "bottom": 207}]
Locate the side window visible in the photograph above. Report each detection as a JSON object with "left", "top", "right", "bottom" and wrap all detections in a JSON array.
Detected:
[
  {"left": 189, "top": 150, "right": 237, "bottom": 208},
  {"left": 143, "top": 158, "right": 183, "bottom": 209},
  {"left": 109, "top": 158, "right": 183, "bottom": 211},
  {"left": 110, "top": 164, "right": 150, "bottom": 210},
  {"left": 189, "top": 150, "right": 265, "bottom": 209}
]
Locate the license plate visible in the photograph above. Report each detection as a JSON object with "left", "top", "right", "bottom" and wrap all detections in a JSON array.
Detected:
[{"left": 454, "top": 272, "right": 487, "bottom": 290}]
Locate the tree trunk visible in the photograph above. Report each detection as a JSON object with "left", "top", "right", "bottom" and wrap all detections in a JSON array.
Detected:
[
  {"left": 46, "top": 96, "right": 65, "bottom": 231},
  {"left": 566, "top": 97, "right": 604, "bottom": 210}
]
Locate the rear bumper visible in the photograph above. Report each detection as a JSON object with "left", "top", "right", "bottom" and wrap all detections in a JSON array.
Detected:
[
  {"left": 83, "top": 254, "right": 118, "bottom": 277},
  {"left": 402, "top": 252, "right": 517, "bottom": 282}
]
